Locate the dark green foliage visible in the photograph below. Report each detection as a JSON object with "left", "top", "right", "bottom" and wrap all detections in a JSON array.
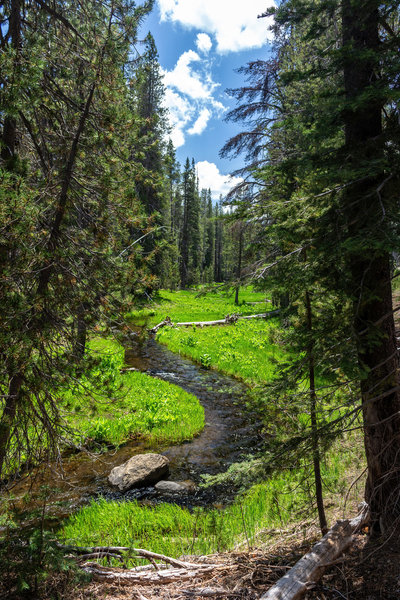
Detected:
[
  {"left": 222, "top": 0, "right": 400, "bottom": 529},
  {"left": 0, "top": 0, "right": 154, "bottom": 479},
  {"left": 0, "top": 512, "right": 87, "bottom": 598}
]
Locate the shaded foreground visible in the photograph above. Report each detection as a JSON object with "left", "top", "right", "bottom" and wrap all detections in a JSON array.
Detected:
[{"left": 18, "top": 524, "right": 400, "bottom": 600}]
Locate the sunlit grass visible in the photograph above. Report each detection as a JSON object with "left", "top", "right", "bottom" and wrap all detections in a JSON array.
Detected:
[
  {"left": 59, "top": 430, "right": 364, "bottom": 558},
  {"left": 61, "top": 338, "right": 204, "bottom": 447},
  {"left": 157, "top": 319, "right": 285, "bottom": 385},
  {"left": 127, "top": 286, "right": 273, "bottom": 327}
]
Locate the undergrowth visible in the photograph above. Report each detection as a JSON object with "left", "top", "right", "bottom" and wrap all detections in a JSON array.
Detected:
[
  {"left": 61, "top": 338, "right": 204, "bottom": 447},
  {"left": 127, "top": 286, "right": 273, "bottom": 327},
  {"left": 59, "top": 431, "right": 364, "bottom": 559}
]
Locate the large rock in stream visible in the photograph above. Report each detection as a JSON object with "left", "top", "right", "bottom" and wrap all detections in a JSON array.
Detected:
[{"left": 108, "top": 453, "right": 169, "bottom": 492}]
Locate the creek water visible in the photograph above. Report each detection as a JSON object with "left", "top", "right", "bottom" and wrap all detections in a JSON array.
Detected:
[{"left": 6, "top": 333, "right": 263, "bottom": 526}]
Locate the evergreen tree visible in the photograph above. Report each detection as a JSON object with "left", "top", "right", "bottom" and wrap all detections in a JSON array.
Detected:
[
  {"left": 214, "top": 198, "right": 224, "bottom": 283},
  {"left": 223, "top": 0, "right": 400, "bottom": 531},
  {"left": 129, "top": 31, "right": 168, "bottom": 282},
  {"left": 202, "top": 189, "right": 215, "bottom": 282},
  {"left": 162, "top": 138, "right": 181, "bottom": 289},
  {"left": 179, "top": 158, "right": 201, "bottom": 287},
  {"left": 0, "top": 0, "right": 153, "bottom": 478}
]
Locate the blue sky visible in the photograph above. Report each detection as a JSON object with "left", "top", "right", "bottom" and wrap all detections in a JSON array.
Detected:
[{"left": 139, "top": 1, "right": 275, "bottom": 199}]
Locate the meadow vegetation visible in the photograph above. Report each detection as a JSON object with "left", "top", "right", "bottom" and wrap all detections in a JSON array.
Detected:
[
  {"left": 127, "top": 286, "right": 272, "bottom": 327},
  {"left": 157, "top": 319, "right": 284, "bottom": 385},
  {"left": 57, "top": 288, "right": 364, "bottom": 559},
  {"left": 60, "top": 432, "right": 363, "bottom": 558},
  {"left": 61, "top": 338, "right": 204, "bottom": 448}
]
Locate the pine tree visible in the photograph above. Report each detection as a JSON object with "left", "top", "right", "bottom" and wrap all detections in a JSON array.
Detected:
[
  {"left": 0, "top": 0, "right": 154, "bottom": 478},
  {"left": 129, "top": 31, "right": 168, "bottom": 282},
  {"left": 223, "top": 0, "right": 400, "bottom": 531}
]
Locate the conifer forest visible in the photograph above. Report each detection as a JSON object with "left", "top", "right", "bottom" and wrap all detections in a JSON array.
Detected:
[{"left": 1, "top": 1, "right": 400, "bottom": 598}]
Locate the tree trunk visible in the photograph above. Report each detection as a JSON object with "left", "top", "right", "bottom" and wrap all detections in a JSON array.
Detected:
[
  {"left": 342, "top": 0, "right": 400, "bottom": 532},
  {"left": 1, "top": 0, "right": 21, "bottom": 166},
  {"left": 0, "top": 374, "right": 23, "bottom": 478},
  {"left": 305, "top": 289, "right": 327, "bottom": 535},
  {"left": 234, "top": 225, "right": 243, "bottom": 306}
]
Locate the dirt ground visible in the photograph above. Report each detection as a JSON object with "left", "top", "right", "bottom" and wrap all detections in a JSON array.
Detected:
[{"left": 26, "top": 530, "right": 399, "bottom": 600}]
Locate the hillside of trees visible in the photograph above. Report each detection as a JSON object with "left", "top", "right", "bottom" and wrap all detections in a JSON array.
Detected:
[{"left": 1, "top": 0, "right": 400, "bottom": 599}]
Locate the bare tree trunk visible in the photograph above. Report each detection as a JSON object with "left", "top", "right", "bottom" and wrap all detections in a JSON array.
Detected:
[
  {"left": 342, "top": 0, "right": 400, "bottom": 532},
  {"left": 0, "top": 374, "right": 23, "bottom": 478},
  {"left": 305, "top": 289, "right": 327, "bottom": 535},
  {"left": 234, "top": 225, "right": 243, "bottom": 306}
]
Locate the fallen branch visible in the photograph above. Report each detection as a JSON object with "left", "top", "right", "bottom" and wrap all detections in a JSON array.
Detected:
[
  {"left": 81, "top": 563, "right": 225, "bottom": 585},
  {"left": 182, "top": 587, "right": 232, "bottom": 597},
  {"left": 259, "top": 503, "right": 369, "bottom": 600},
  {"left": 60, "top": 543, "right": 228, "bottom": 586},
  {"left": 149, "top": 310, "right": 280, "bottom": 334},
  {"left": 60, "top": 544, "right": 205, "bottom": 570}
]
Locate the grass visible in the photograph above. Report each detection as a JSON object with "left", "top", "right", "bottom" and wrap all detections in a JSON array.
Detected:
[
  {"left": 58, "top": 288, "right": 365, "bottom": 560},
  {"left": 59, "top": 431, "right": 364, "bottom": 558},
  {"left": 127, "top": 286, "right": 273, "bottom": 327},
  {"left": 126, "top": 286, "right": 282, "bottom": 386},
  {"left": 61, "top": 338, "right": 204, "bottom": 447},
  {"left": 156, "top": 318, "right": 285, "bottom": 385}
]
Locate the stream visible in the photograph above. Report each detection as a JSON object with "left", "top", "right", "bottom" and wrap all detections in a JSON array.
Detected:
[{"left": 7, "top": 334, "right": 264, "bottom": 526}]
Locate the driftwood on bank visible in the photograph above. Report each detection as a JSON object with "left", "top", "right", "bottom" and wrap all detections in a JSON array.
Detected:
[
  {"left": 260, "top": 503, "right": 369, "bottom": 600},
  {"left": 149, "top": 310, "right": 281, "bottom": 334},
  {"left": 67, "top": 545, "right": 227, "bottom": 586},
  {"left": 81, "top": 562, "right": 225, "bottom": 585}
]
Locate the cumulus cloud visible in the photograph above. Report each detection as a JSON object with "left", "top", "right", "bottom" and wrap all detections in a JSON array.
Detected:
[
  {"left": 162, "top": 50, "right": 225, "bottom": 147},
  {"left": 188, "top": 108, "right": 211, "bottom": 136},
  {"left": 158, "top": 0, "right": 275, "bottom": 53},
  {"left": 196, "top": 32, "right": 212, "bottom": 54},
  {"left": 196, "top": 161, "right": 242, "bottom": 199},
  {"left": 163, "top": 88, "right": 194, "bottom": 147},
  {"left": 162, "top": 50, "right": 218, "bottom": 100}
]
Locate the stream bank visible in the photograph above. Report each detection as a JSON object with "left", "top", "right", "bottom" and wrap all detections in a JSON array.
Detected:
[{"left": 5, "top": 332, "right": 264, "bottom": 527}]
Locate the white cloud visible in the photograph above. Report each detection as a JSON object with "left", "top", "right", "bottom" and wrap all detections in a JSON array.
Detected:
[
  {"left": 196, "top": 161, "right": 242, "bottom": 199},
  {"left": 162, "top": 50, "right": 225, "bottom": 147},
  {"left": 196, "top": 32, "right": 212, "bottom": 54},
  {"left": 163, "top": 88, "right": 194, "bottom": 147},
  {"left": 158, "top": 0, "right": 275, "bottom": 53},
  {"left": 188, "top": 108, "right": 211, "bottom": 135},
  {"left": 162, "top": 50, "right": 217, "bottom": 100}
]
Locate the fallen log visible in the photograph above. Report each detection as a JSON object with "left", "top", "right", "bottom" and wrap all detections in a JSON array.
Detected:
[
  {"left": 259, "top": 503, "right": 369, "bottom": 600},
  {"left": 149, "top": 310, "right": 280, "bottom": 334},
  {"left": 81, "top": 563, "right": 225, "bottom": 585},
  {"left": 61, "top": 544, "right": 205, "bottom": 570}
]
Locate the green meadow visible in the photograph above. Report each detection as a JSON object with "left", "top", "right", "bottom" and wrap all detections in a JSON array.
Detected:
[
  {"left": 61, "top": 337, "right": 204, "bottom": 448},
  {"left": 60, "top": 433, "right": 363, "bottom": 559},
  {"left": 127, "top": 286, "right": 273, "bottom": 327},
  {"left": 57, "top": 288, "right": 364, "bottom": 560},
  {"left": 157, "top": 318, "right": 284, "bottom": 385}
]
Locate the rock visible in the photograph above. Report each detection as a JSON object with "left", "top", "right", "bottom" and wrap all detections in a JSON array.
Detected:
[
  {"left": 108, "top": 453, "right": 169, "bottom": 492},
  {"left": 155, "top": 480, "right": 196, "bottom": 494}
]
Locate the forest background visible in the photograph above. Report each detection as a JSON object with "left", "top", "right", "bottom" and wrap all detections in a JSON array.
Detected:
[{"left": 1, "top": 0, "right": 400, "bottom": 597}]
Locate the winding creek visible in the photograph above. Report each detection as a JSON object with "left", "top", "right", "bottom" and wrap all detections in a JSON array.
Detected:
[{"left": 8, "top": 333, "right": 264, "bottom": 526}]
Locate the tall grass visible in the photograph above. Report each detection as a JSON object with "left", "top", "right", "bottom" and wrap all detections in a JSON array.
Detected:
[
  {"left": 127, "top": 287, "right": 273, "bottom": 327},
  {"left": 157, "top": 319, "right": 285, "bottom": 385},
  {"left": 59, "top": 433, "right": 364, "bottom": 558},
  {"left": 60, "top": 475, "right": 305, "bottom": 557},
  {"left": 61, "top": 338, "right": 204, "bottom": 447}
]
